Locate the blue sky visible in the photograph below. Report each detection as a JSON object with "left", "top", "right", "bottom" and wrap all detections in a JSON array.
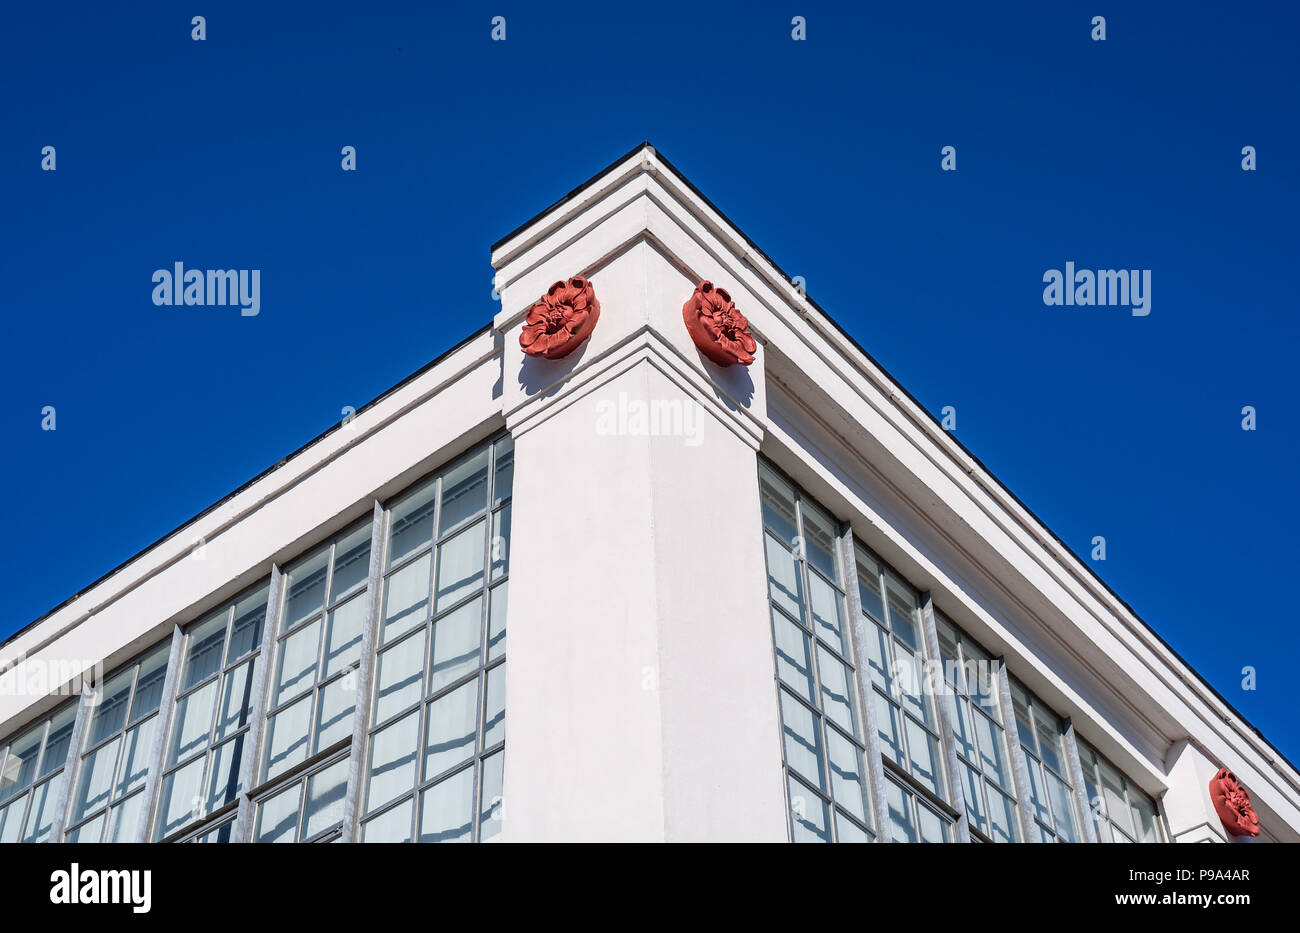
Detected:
[{"left": 2, "top": 2, "right": 1296, "bottom": 762}]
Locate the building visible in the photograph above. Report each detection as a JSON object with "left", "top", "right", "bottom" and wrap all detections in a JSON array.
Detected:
[{"left": 1, "top": 143, "right": 1295, "bottom": 844}]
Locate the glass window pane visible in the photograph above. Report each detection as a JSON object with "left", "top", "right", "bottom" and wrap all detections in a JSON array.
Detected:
[
  {"left": 169, "top": 681, "right": 218, "bottom": 764},
  {"left": 787, "top": 774, "right": 831, "bottom": 843},
  {"left": 424, "top": 680, "right": 478, "bottom": 779},
  {"left": 0, "top": 793, "right": 28, "bottom": 843},
  {"left": 895, "top": 647, "right": 932, "bottom": 725},
  {"left": 826, "top": 727, "right": 868, "bottom": 824},
  {"left": 388, "top": 480, "right": 436, "bottom": 567},
  {"left": 492, "top": 436, "right": 514, "bottom": 507},
  {"left": 41, "top": 704, "right": 77, "bottom": 779},
  {"left": 367, "top": 711, "right": 419, "bottom": 812},
  {"left": 256, "top": 783, "right": 303, "bottom": 843},
  {"left": 935, "top": 612, "right": 960, "bottom": 670},
  {"left": 917, "top": 801, "right": 949, "bottom": 842},
  {"left": 1046, "top": 771, "right": 1080, "bottom": 842},
  {"left": 1034, "top": 707, "right": 1065, "bottom": 775},
  {"left": 873, "top": 690, "right": 904, "bottom": 766},
  {"left": 324, "top": 593, "right": 366, "bottom": 678},
  {"left": 884, "top": 777, "right": 916, "bottom": 843},
  {"left": 228, "top": 587, "right": 268, "bottom": 664},
  {"left": 183, "top": 612, "right": 228, "bottom": 691},
  {"left": 861, "top": 622, "right": 891, "bottom": 692},
  {"left": 764, "top": 533, "right": 805, "bottom": 623},
  {"left": 72, "top": 736, "right": 121, "bottom": 823},
  {"left": 951, "top": 697, "right": 978, "bottom": 764},
  {"left": 482, "top": 664, "right": 506, "bottom": 749},
  {"left": 758, "top": 464, "right": 799, "bottom": 546},
  {"left": 778, "top": 690, "right": 826, "bottom": 792},
  {"left": 490, "top": 504, "right": 511, "bottom": 582},
  {"left": 86, "top": 670, "right": 133, "bottom": 747},
  {"left": 439, "top": 448, "right": 490, "bottom": 537},
  {"left": 419, "top": 765, "right": 475, "bottom": 843},
  {"left": 274, "top": 619, "right": 321, "bottom": 707},
  {"left": 206, "top": 734, "right": 246, "bottom": 810},
  {"left": 434, "top": 519, "right": 486, "bottom": 614},
  {"left": 129, "top": 647, "right": 170, "bottom": 723},
  {"left": 480, "top": 749, "right": 505, "bottom": 840},
  {"left": 1010, "top": 680, "right": 1035, "bottom": 750},
  {"left": 486, "top": 582, "right": 507, "bottom": 663},
  {"left": 330, "top": 523, "right": 372, "bottom": 601},
  {"left": 836, "top": 811, "right": 870, "bottom": 842},
  {"left": 905, "top": 717, "right": 944, "bottom": 797},
  {"left": 817, "top": 646, "right": 858, "bottom": 738},
  {"left": 382, "top": 552, "right": 431, "bottom": 643},
  {"left": 362, "top": 798, "right": 413, "bottom": 842},
  {"left": 772, "top": 608, "right": 815, "bottom": 703},
  {"left": 116, "top": 717, "right": 156, "bottom": 798},
  {"left": 105, "top": 792, "right": 144, "bottom": 842},
  {"left": 156, "top": 758, "right": 206, "bottom": 839},
  {"left": 65, "top": 812, "right": 106, "bottom": 843},
  {"left": 988, "top": 785, "right": 1020, "bottom": 843},
  {"left": 264, "top": 694, "right": 312, "bottom": 780},
  {"left": 1132, "top": 792, "right": 1160, "bottom": 843},
  {"left": 798, "top": 500, "right": 840, "bottom": 583},
  {"left": 304, "top": 759, "right": 348, "bottom": 839},
  {"left": 374, "top": 631, "right": 426, "bottom": 724},
  {"left": 215, "top": 659, "right": 256, "bottom": 741},
  {"left": 1100, "top": 760, "right": 1135, "bottom": 838},
  {"left": 807, "top": 570, "right": 849, "bottom": 657},
  {"left": 314, "top": 678, "right": 355, "bottom": 753},
  {"left": 961, "top": 762, "right": 987, "bottom": 835},
  {"left": 429, "top": 595, "right": 483, "bottom": 692},
  {"left": 884, "top": 573, "right": 921, "bottom": 652},
  {"left": 973, "top": 708, "right": 1011, "bottom": 788},
  {"left": 855, "top": 548, "right": 886, "bottom": 625}
]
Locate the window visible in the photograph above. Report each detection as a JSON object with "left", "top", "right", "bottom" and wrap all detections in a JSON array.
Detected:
[
  {"left": 360, "top": 435, "right": 512, "bottom": 842},
  {"left": 261, "top": 520, "right": 372, "bottom": 783},
  {"left": 63, "top": 642, "right": 170, "bottom": 842},
  {"left": 934, "top": 612, "right": 1020, "bottom": 842},
  {"left": 0, "top": 699, "right": 77, "bottom": 842},
  {"left": 1010, "top": 679, "right": 1081, "bottom": 842},
  {"left": 854, "top": 542, "right": 950, "bottom": 842},
  {"left": 759, "top": 463, "right": 874, "bottom": 843},
  {"left": 1076, "top": 739, "right": 1163, "bottom": 842},
  {"left": 153, "top": 582, "right": 269, "bottom": 840},
  {"left": 254, "top": 754, "right": 349, "bottom": 843}
]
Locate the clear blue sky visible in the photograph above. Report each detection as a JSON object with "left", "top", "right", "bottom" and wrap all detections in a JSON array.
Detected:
[{"left": 2, "top": 3, "right": 1296, "bottom": 762}]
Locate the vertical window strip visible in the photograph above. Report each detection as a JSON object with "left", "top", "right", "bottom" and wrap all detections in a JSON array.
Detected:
[
  {"left": 61, "top": 642, "right": 170, "bottom": 842},
  {"left": 360, "top": 434, "right": 512, "bottom": 843},
  {"left": 933, "top": 611, "right": 1021, "bottom": 842},
  {"left": 0, "top": 698, "right": 78, "bottom": 843},
  {"left": 151, "top": 581, "right": 270, "bottom": 840},
  {"left": 1009, "top": 678, "right": 1082, "bottom": 842},
  {"left": 1076, "top": 738, "right": 1164, "bottom": 842},
  {"left": 759, "top": 462, "right": 874, "bottom": 843},
  {"left": 852, "top": 539, "right": 952, "bottom": 841}
]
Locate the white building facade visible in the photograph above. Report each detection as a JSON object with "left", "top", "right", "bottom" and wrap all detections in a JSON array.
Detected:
[{"left": 1, "top": 144, "right": 1296, "bottom": 844}]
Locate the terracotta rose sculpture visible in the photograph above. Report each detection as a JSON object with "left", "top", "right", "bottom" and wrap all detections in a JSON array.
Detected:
[
  {"left": 1208, "top": 768, "right": 1261, "bottom": 837},
  {"left": 519, "top": 276, "right": 601, "bottom": 360},
  {"left": 682, "top": 281, "right": 757, "bottom": 367}
]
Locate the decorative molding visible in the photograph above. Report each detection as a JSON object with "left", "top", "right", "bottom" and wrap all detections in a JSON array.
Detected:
[
  {"left": 1209, "top": 768, "right": 1261, "bottom": 837},
  {"left": 520, "top": 277, "right": 601, "bottom": 360},
  {"left": 682, "top": 281, "right": 757, "bottom": 366}
]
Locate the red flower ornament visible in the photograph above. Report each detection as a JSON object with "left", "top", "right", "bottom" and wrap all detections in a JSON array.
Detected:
[
  {"left": 682, "top": 281, "right": 757, "bottom": 367},
  {"left": 1209, "top": 768, "right": 1261, "bottom": 837},
  {"left": 519, "top": 276, "right": 601, "bottom": 360}
]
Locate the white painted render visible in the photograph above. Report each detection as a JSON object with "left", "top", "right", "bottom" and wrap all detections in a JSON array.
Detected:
[{"left": 3, "top": 144, "right": 1296, "bottom": 842}]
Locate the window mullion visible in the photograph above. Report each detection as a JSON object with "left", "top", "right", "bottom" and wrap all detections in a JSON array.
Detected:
[
  {"left": 919, "top": 592, "right": 969, "bottom": 842},
  {"left": 995, "top": 660, "right": 1042, "bottom": 843},
  {"left": 49, "top": 680, "right": 95, "bottom": 842},
  {"left": 1061, "top": 718, "right": 1097, "bottom": 843},
  {"left": 232, "top": 564, "right": 283, "bottom": 842},
  {"left": 136, "top": 623, "right": 185, "bottom": 842},
  {"left": 341, "top": 500, "right": 387, "bottom": 842},
  {"left": 838, "top": 523, "right": 887, "bottom": 840}
]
